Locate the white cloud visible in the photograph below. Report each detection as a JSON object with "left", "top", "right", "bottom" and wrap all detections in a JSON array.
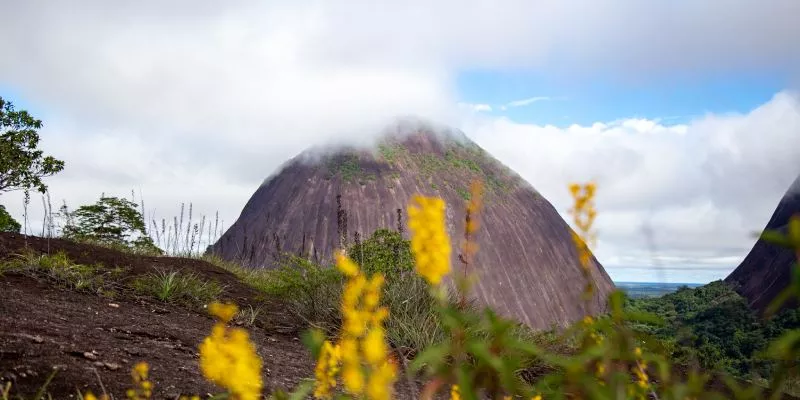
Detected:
[
  {"left": 458, "top": 103, "right": 493, "bottom": 112},
  {"left": 506, "top": 96, "right": 551, "bottom": 107},
  {"left": 464, "top": 91, "right": 800, "bottom": 282}
]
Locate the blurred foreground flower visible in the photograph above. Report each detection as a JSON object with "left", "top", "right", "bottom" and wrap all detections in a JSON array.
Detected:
[{"left": 199, "top": 302, "right": 263, "bottom": 400}]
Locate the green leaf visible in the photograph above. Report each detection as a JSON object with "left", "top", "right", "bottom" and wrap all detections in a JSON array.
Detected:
[
  {"left": 759, "top": 229, "right": 793, "bottom": 249},
  {"left": 456, "top": 365, "right": 479, "bottom": 400},
  {"left": 465, "top": 340, "right": 504, "bottom": 371},
  {"left": 409, "top": 342, "right": 450, "bottom": 373},
  {"left": 301, "top": 328, "right": 326, "bottom": 360},
  {"left": 288, "top": 379, "right": 316, "bottom": 400},
  {"left": 764, "top": 286, "right": 796, "bottom": 317},
  {"left": 765, "top": 330, "right": 800, "bottom": 361},
  {"left": 789, "top": 215, "right": 800, "bottom": 248}
]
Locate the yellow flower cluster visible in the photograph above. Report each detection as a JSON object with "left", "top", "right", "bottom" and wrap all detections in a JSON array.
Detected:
[
  {"left": 461, "top": 181, "right": 485, "bottom": 266},
  {"left": 451, "top": 384, "right": 461, "bottom": 400},
  {"left": 199, "top": 302, "right": 263, "bottom": 400},
  {"left": 568, "top": 182, "right": 598, "bottom": 297},
  {"left": 408, "top": 194, "right": 452, "bottom": 286},
  {"left": 464, "top": 180, "right": 484, "bottom": 236},
  {"left": 83, "top": 392, "right": 109, "bottom": 400},
  {"left": 633, "top": 347, "right": 649, "bottom": 390},
  {"left": 126, "top": 362, "right": 153, "bottom": 400},
  {"left": 312, "top": 252, "right": 397, "bottom": 400},
  {"left": 313, "top": 340, "right": 342, "bottom": 398},
  {"left": 568, "top": 182, "right": 597, "bottom": 269}
]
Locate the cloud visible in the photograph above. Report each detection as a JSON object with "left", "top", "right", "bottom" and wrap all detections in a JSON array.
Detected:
[
  {"left": 506, "top": 96, "right": 551, "bottom": 108},
  {"left": 464, "top": 91, "right": 800, "bottom": 281},
  {"left": 1, "top": 1, "right": 799, "bottom": 283},
  {"left": 458, "top": 103, "right": 493, "bottom": 112}
]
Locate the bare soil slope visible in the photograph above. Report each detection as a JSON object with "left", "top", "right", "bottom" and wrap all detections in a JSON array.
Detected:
[
  {"left": 726, "top": 174, "right": 800, "bottom": 312},
  {"left": 0, "top": 233, "right": 316, "bottom": 399},
  {"left": 211, "top": 125, "right": 615, "bottom": 330}
]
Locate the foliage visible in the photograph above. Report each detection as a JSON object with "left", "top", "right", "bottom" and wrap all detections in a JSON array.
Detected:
[
  {"left": 254, "top": 254, "right": 345, "bottom": 333},
  {"left": 130, "top": 268, "right": 224, "bottom": 306},
  {"left": 348, "top": 229, "right": 413, "bottom": 278},
  {"left": 0, "top": 204, "right": 21, "bottom": 232},
  {"left": 62, "top": 196, "right": 161, "bottom": 254},
  {"left": 377, "top": 143, "right": 405, "bottom": 164},
  {"left": 625, "top": 281, "right": 800, "bottom": 379},
  {"left": 0, "top": 250, "right": 123, "bottom": 295},
  {"left": 0, "top": 96, "right": 65, "bottom": 194},
  {"left": 327, "top": 154, "right": 375, "bottom": 184}
]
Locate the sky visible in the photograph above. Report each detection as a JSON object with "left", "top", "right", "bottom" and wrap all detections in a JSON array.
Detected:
[{"left": 1, "top": 0, "right": 800, "bottom": 283}]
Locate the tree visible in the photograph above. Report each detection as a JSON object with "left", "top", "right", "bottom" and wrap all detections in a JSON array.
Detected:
[
  {"left": 0, "top": 96, "right": 65, "bottom": 194},
  {"left": 62, "top": 196, "right": 161, "bottom": 253},
  {"left": 0, "top": 204, "right": 21, "bottom": 233}
]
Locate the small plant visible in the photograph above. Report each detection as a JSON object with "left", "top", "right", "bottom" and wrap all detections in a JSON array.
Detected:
[
  {"left": 233, "top": 304, "right": 264, "bottom": 327},
  {"left": 130, "top": 268, "right": 224, "bottom": 306},
  {"left": 1, "top": 250, "right": 116, "bottom": 293}
]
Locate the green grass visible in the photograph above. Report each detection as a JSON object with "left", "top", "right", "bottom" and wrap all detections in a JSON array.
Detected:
[
  {"left": 445, "top": 150, "right": 482, "bottom": 173},
  {"left": 130, "top": 268, "right": 224, "bottom": 306},
  {"left": 456, "top": 187, "right": 471, "bottom": 200},
  {"left": 325, "top": 153, "right": 378, "bottom": 184},
  {"left": 232, "top": 304, "right": 265, "bottom": 327},
  {"left": 0, "top": 250, "right": 123, "bottom": 294},
  {"left": 378, "top": 143, "right": 406, "bottom": 164}
]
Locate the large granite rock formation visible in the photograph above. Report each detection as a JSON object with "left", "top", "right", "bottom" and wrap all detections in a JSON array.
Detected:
[{"left": 211, "top": 123, "right": 615, "bottom": 329}]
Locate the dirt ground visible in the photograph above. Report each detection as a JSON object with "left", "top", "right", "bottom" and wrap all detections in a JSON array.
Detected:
[{"left": 0, "top": 233, "right": 419, "bottom": 399}]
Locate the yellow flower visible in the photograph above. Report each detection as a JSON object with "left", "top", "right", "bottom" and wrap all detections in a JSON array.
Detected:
[
  {"left": 314, "top": 341, "right": 342, "bottom": 399},
  {"left": 451, "top": 384, "right": 462, "bottom": 400},
  {"left": 336, "top": 251, "right": 360, "bottom": 277},
  {"left": 209, "top": 302, "right": 239, "bottom": 323},
  {"left": 133, "top": 361, "right": 148, "bottom": 380},
  {"left": 342, "top": 364, "right": 365, "bottom": 395},
  {"left": 596, "top": 362, "right": 606, "bottom": 376},
  {"left": 366, "top": 360, "right": 397, "bottom": 400},
  {"left": 568, "top": 182, "right": 598, "bottom": 295},
  {"left": 362, "top": 328, "right": 388, "bottom": 365},
  {"left": 331, "top": 253, "right": 396, "bottom": 399},
  {"left": 127, "top": 362, "right": 152, "bottom": 400},
  {"left": 408, "top": 194, "right": 452, "bottom": 286},
  {"left": 532, "top": 396, "right": 543, "bottom": 400},
  {"left": 199, "top": 306, "right": 263, "bottom": 400}
]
